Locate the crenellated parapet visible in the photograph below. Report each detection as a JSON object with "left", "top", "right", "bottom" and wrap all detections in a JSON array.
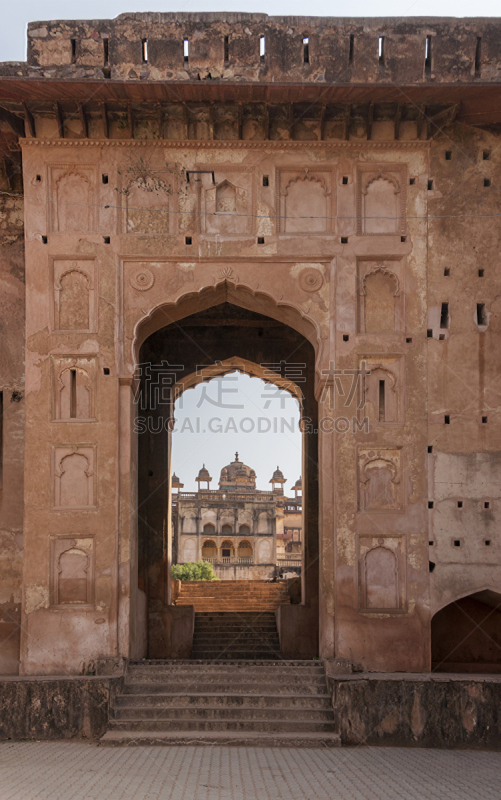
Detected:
[{"left": 2, "top": 14, "right": 500, "bottom": 84}]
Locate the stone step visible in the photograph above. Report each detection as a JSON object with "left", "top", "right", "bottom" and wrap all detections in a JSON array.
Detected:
[
  {"left": 114, "top": 693, "right": 331, "bottom": 709},
  {"left": 193, "top": 645, "right": 282, "bottom": 652},
  {"left": 190, "top": 644, "right": 280, "bottom": 651},
  {"left": 126, "top": 669, "right": 327, "bottom": 683},
  {"left": 107, "top": 718, "right": 338, "bottom": 733},
  {"left": 128, "top": 659, "right": 319, "bottom": 667},
  {"left": 192, "top": 633, "right": 278, "bottom": 641},
  {"left": 127, "top": 660, "right": 324, "bottom": 681},
  {"left": 189, "top": 652, "right": 282, "bottom": 660},
  {"left": 123, "top": 682, "right": 328, "bottom": 695},
  {"left": 112, "top": 706, "right": 334, "bottom": 721},
  {"left": 193, "top": 612, "right": 279, "bottom": 617},
  {"left": 99, "top": 730, "right": 341, "bottom": 748}
]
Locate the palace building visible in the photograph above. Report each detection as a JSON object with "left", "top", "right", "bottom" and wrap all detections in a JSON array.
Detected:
[
  {"left": 172, "top": 454, "right": 303, "bottom": 579},
  {"left": 0, "top": 14, "right": 500, "bottom": 685}
]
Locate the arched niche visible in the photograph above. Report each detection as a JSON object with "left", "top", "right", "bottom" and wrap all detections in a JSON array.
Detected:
[
  {"left": 283, "top": 175, "right": 330, "bottom": 234},
  {"left": 361, "top": 268, "right": 400, "bottom": 334},
  {"left": 55, "top": 449, "right": 94, "bottom": 508},
  {"left": 57, "top": 270, "right": 91, "bottom": 331},
  {"left": 257, "top": 539, "right": 272, "bottom": 564},
  {"left": 56, "top": 366, "right": 92, "bottom": 420},
  {"left": 182, "top": 538, "right": 197, "bottom": 563},
  {"left": 237, "top": 540, "right": 253, "bottom": 560},
  {"left": 54, "top": 171, "right": 91, "bottom": 233},
  {"left": 201, "top": 540, "right": 217, "bottom": 559},
  {"left": 361, "top": 458, "right": 399, "bottom": 511},
  {"left": 364, "top": 546, "right": 399, "bottom": 609},
  {"left": 364, "top": 366, "right": 398, "bottom": 423},
  {"left": 363, "top": 175, "right": 400, "bottom": 234}
]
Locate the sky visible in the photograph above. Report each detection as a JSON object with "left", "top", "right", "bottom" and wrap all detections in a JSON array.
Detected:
[
  {"left": 171, "top": 372, "right": 302, "bottom": 493},
  {"left": 2, "top": 0, "right": 501, "bottom": 63}
]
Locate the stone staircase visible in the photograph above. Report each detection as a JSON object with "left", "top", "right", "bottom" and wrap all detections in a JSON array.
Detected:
[
  {"left": 174, "top": 579, "right": 290, "bottom": 612},
  {"left": 191, "top": 612, "right": 282, "bottom": 660},
  {"left": 100, "top": 660, "right": 340, "bottom": 747}
]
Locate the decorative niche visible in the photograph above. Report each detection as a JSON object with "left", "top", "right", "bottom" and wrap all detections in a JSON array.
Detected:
[
  {"left": 48, "top": 164, "right": 97, "bottom": 234},
  {"left": 358, "top": 447, "right": 403, "bottom": 512},
  {"left": 358, "top": 259, "right": 404, "bottom": 334},
  {"left": 277, "top": 168, "right": 334, "bottom": 235},
  {"left": 51, "top": 257, "right": 97, "bottom": 333},
  {"left": 199, "top": 167, "right": 255, "bottom": 236},
  {"left": 357, "top": 534, "right": 406, "bottom": 612},
  {"left": 50, "top": 535, "right": 95, "bottom": 607},
  {"left": 53, "top": 445, "right": 96, "bottom": 510},
  {"left": 51, "top": 355, "right": 97, "bottom": 421},
  {"left": 358, "top": 355, "right": 404, "bottom": 424},
  {"left": 356, "top": 163, "right": 407, "bottom": 237}
]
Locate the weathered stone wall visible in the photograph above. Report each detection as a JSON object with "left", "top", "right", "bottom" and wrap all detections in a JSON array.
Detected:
[
  {"left": 18, "top": 15, "right": 501, "bottom": 84},
  {"left": 0, "top": 677, "right": 115, "bottom": 739},
  {"left": 330, "top": 674, "right": 501, "bottom": 749},
  {"left": 0, "top": 13, "right": 500, "bottom": 678},
  {"left": 0, "top": 163, "right": 24, "bottom": 675},
  {"left": 427, "top": 123, "right": 501, "bottom": 620}
]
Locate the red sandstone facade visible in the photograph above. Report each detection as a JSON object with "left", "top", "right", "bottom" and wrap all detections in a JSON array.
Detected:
[{"left": 0, "top": 14, "right": 500, "bottom": 676}]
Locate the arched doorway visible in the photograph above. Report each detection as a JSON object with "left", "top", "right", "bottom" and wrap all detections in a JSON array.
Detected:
[
  {"left": 431, "top": 589, "right": 501, "bottom": 673},
  {"left": 136, "top": 300, "right": 319, "bottom": 659}
]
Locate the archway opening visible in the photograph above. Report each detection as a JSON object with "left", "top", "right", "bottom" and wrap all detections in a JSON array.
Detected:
[
  {"left": 136, "top": 300, "right": 318, "bottom": 659},
  {"left": 431, "top": 590, "right": 501, "bottom": 673}
]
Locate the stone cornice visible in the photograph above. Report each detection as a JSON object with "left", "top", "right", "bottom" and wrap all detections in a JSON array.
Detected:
[{"left": 21, "top": 138, "right": 431, "bottom": 150}]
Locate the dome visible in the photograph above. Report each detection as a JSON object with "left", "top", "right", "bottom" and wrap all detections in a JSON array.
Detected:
[
  {"left": 172, "top": 472, "right": 184, "bottom": 488},
  {"left": 219, "top": 452, "right": 256, "bottom": 491},
  {"left": 196, "top": 464, "right": 212, "bottom": 484},
  {"left": 270, "top": 466, "right": 286, "bottom": 484},
  {"left": 293, "top": 477, "right": 302, "bottom": 489}
]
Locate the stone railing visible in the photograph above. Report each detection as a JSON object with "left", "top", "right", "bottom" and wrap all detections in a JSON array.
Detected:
[
  {"left": 202, "top": 556, "right": 253, "bottom": 565},
  {"left": 276, "top": 555, "right": 302, "bottom": 566}
]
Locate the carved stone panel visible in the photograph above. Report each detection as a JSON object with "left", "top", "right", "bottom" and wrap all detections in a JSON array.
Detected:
[
  {"left": 53, "top": 445, "right": 96, "bottom": 509},
  {"left": 52, "top": 258, "right": 97, "bottom": 332},
  {"left": 358, "top": 535, "right": 406, "bottom": 612},
  {"left": 359, "top": 355, "right": 404, "bottom": 424},
  {"left": 120, "top": 173, "right": 175, "bottom": 235},
  {"left": 277, "top": 168, "right": 334, "bottom": 235},
  {"left": 49, "top": 164, "right": 96, "bottom": 234},
  {"left": 50, "top": 536, "right": 95, "bottom": 607},
  {"left": 199, "top": 168, "right": 255, "bottom": 236},
  {"left": 358, "top": 260, "right": 404, "bottom": 334},
  {"left": 358, "top": 447, "right": 403, "bottom": 512},
  {"left": 52, "top": 355, "right": 97, "bottom": 421},
  {"left": 356, "top": 163, "right": 407, "bottom": 236}
]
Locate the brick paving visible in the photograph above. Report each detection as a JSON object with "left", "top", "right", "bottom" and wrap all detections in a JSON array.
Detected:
[{"left": 0, "top": 742, "right": 500, "bottom": 800}]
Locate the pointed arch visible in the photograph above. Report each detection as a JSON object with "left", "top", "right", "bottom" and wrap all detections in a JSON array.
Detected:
[{"left": 133, "top": 280, "right": 323, "bottom": 375}]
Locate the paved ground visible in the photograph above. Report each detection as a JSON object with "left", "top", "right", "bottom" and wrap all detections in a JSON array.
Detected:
[{"left": 0, "top": 742, "right": 500, "bottom": 800}]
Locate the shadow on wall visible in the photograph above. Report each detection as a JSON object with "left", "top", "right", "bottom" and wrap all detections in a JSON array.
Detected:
[{"left": 431, "top": 590, "right": 501, "bottom": 673}]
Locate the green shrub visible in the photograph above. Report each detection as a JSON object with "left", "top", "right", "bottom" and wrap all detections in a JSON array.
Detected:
[{"left": 171, "top": 561, "right": 219, "bottom": 581}]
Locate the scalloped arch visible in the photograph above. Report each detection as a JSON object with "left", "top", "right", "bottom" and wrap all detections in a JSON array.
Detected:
[
  {"left": 360, "top": 266, "right": 400, "bottom": 297},
  {"left": 132, "top": 279, "right": 323, "bottom": 369},
  {"left": 283, "top": 173, "right": 329, "bottom": 197},
  {"left": 362, "top": 171, "right": 401, "bottom": 195}
]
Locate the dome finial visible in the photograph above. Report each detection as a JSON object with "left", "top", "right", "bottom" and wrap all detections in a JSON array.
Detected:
[{"left": 235, "top": 452, "right": 239, "bottom": 461}]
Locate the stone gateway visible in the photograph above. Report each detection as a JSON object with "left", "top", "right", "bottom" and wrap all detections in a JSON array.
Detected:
[{"left": 0, "top": 14, "right": 500, "bottom": 706}]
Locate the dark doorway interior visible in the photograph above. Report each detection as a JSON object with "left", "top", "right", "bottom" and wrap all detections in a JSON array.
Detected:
[
  {"left": 431, "top": 590, "right": 501, "bottom": 673},
  {"left": 137, "top": 302, "right": 319, "bottom": 658}
]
